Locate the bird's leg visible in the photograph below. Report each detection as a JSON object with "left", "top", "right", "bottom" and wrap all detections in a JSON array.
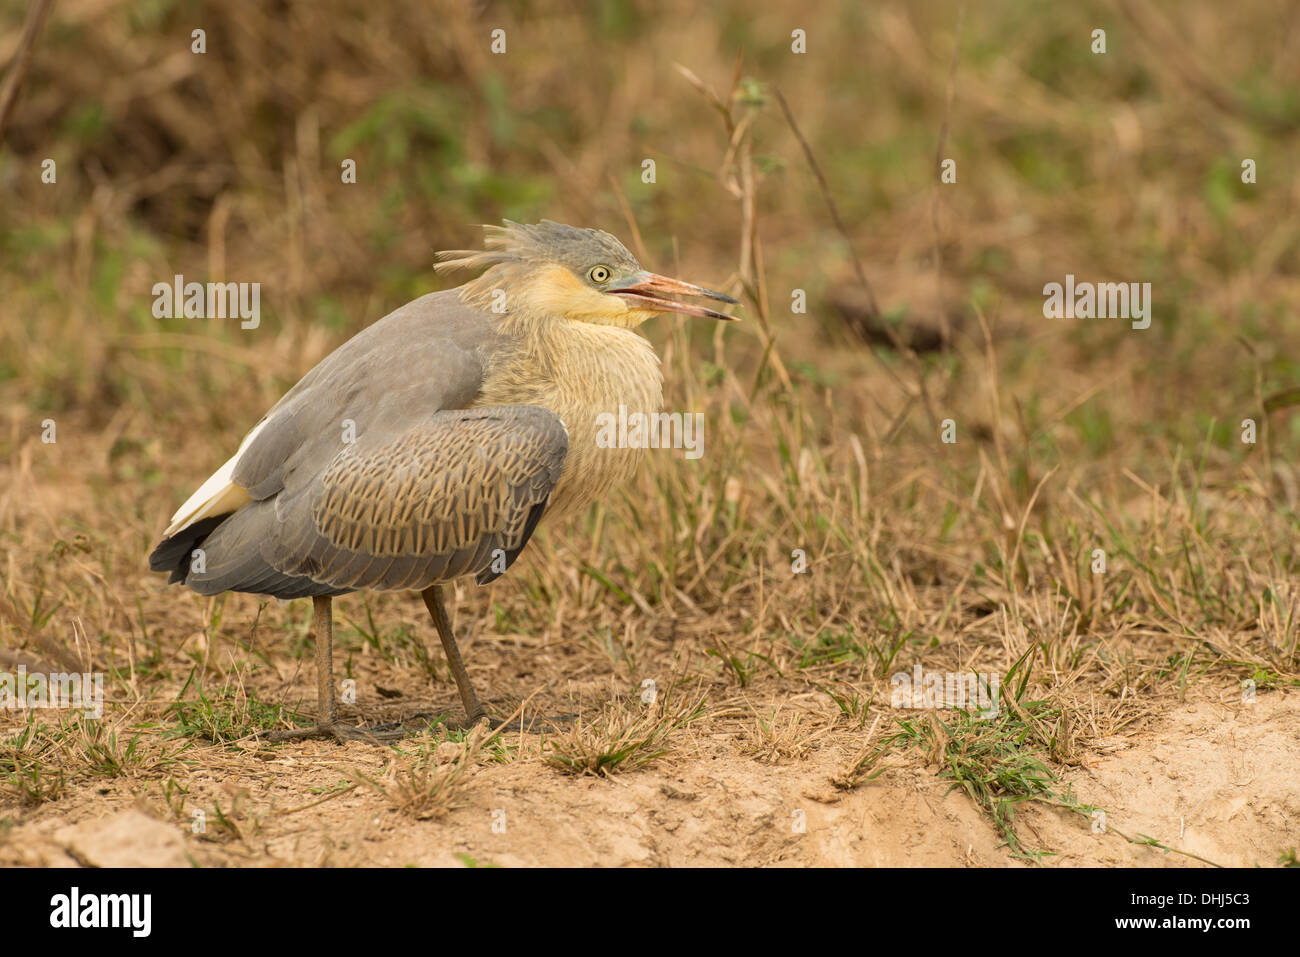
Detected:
[
  {"left": 421, "top": 584, "right": 575, "bottom": 733},
  {"left": 314, "top": 594, "right": 338, "bottom": 728},
  {"left": 422, "top": 584, "right": 488, "bottom": 725},
  {"left": 268, "top": 595, "right": 409, "bottom": 744}
]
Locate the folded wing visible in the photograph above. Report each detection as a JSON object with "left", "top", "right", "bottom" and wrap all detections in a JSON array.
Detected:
[
  {"left": 182, "top": 406, "right": 567, "bottom": 597},
  {"left": 148, "top": 291, "right": 565, "bottom": 597}
]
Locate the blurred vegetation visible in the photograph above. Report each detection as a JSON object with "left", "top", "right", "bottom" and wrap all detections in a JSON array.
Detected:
[{"left": 0, "top": 0, "right": 1296, "bottom": 449}]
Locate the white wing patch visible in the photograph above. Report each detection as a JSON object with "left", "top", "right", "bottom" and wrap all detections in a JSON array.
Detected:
[{"left": 162, "top": 419, "right": 268, "bottom": 537}]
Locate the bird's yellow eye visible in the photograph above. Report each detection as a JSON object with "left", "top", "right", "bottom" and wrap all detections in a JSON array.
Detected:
[{"left": 588, "top": 265, "right": 611, "bottom": 285}]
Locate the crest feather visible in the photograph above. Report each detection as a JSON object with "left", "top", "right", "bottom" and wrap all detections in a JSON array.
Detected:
[{"left": 434, "top": 220, "right": 639, "bottom": 275}]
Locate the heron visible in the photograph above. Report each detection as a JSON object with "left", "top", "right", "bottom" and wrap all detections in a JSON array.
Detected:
[{"left": 148, "top": 220, "right": 737, "bottom": 742}]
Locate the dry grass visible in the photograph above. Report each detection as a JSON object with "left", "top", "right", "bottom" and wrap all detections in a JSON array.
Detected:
[
  {"left": 1, "top": 0, "right": 1299, "bottom": 865},
  {"left": 350, "top": 723, "right": 494, "bottom": 820},
  {"left": 544, "top": 687, "right": 706, "bottom": 776},
  {"left": 740, "top": 706, "right": 825, "bottom": 764}
]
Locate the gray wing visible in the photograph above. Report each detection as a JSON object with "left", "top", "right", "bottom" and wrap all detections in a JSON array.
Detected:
[
  {"left": 188, "top": 406, "right": 567, "bottom": 596},
  {"left": 156, "top": 290, "right": 566, "bottom": 597},
  {"left": 232, "top": 290, "right": 503, "bottom": 500}
]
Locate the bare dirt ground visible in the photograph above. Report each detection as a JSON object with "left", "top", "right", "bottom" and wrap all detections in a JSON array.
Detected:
[{"left": 2, "top": 581, "right": 1295, "bottom": 868}]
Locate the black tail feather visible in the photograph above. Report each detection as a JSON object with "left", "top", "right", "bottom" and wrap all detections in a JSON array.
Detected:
[
  {"left": 148, "top": 515, "right": 229, "bottom": 583},
  {"left": 149, "top": 509, "right": 347, "bottom": 599}
]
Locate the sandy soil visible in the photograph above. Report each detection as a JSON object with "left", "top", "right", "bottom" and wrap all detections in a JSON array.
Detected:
[{"left": 3, "top": 681, "right": 1293, "bottom": 868}]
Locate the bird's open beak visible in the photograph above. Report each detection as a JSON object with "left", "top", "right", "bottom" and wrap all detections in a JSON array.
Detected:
[{"left": 608, "top": 272, "right": 740, "bottom": 321}]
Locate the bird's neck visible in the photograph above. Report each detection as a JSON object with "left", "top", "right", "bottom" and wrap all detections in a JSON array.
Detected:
[
  {"left": 481, "top": 318, "right": 663, "bottom": 409},
  {"left": 476, "top": 319, "right": 664, "bottom": 518}
]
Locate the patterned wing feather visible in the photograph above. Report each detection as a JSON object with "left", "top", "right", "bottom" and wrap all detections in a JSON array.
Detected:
[{"left": 267, "top": 406, "right": 568, "bottom": 592}]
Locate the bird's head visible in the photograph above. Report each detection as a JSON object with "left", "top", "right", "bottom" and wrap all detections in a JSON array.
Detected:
[{"left": 436, "top": 220, "right": 738, "bottom": 329}]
